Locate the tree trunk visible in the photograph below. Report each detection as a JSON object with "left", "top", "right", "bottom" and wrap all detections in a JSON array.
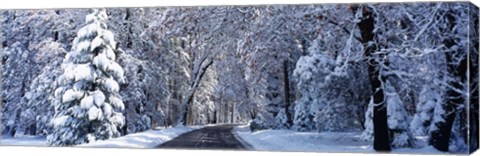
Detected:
[
  {"left": 283, "top": 60, "right": 293, "bottom": 127},
  {"left": 124, "top": 8, "right": 133, "bottom": 49},
  {"left": 178, "top": 59, "right": 214, "bottom": 125},
  {"left": 429, "top": 56, "right": 464, "bottom": 152},
  {"left": 468, "top": 6, "right": 479, "bottom": 153},
  {"left": 469, "top": 27, "right": 479, "bottom": 155},
  {"left": 429, "top": 11, "right": 468, "bottom": 152},
  {"left": 354, "top": 5, "right": 391, "bottom": 152}
]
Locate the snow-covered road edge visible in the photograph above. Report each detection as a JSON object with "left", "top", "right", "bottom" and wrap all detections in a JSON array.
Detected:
[
  {"left": 79, "top": 125, "right": 201, "bottom": 148},
  {"left": 231, "top": 125, "right": 254, "bottom": 150},
  {"left": 1, "top": 135, "right": 47, "bottom": 146},
  {"left": 233, "top": 125, "right": 448, "bottom": 154}
]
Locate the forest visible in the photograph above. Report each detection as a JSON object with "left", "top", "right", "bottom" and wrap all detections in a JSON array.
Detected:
[{"left": 1, "top": 2, "right": 478, "bottom": 153}]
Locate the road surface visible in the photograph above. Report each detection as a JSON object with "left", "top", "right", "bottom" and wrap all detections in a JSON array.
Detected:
[{"left": 157, "top": 124, "right": 250, "bottom": 150}]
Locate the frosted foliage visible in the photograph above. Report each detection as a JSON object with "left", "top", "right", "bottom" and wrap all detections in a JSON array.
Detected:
[
  {"left": 80, "top": 95, "right": 94, "bottom": 109},
  {"left": 429, "top": 100, "right": 446, "bottom": 133},
  {"left": 410, "top": 85, "right": 441, "bottom": 136},
  {"left": 386, "top": 81, "right": 414, "bottom": 148},
  {"left": 93, "top": 91, "right": 106, "bottom": 107},
  {"left": 62, "top": 89, "right": 85, "bottom": 103},
  {"left": 293, "top": 101, "right": 315, "bottom": 131},
  {"left": 361, "top": 99, "right": 374, "bottom": 141},
  {"left": 293, "top": 35, "right": 368, "bottom": 132},
  {"left": 102, "top": 78, "right": 120, "bottom": 93},
  {"left": 15, "top": 40, "right": 66, "bottom": 136},
  {"left": 48, "top": 9, "right": 126, "bottom": 146},
  {"left": 449, "top": 113, "right": 467, "bottom": 152},
  {"left": 274, "top": 109, "right": 288, "bottom": 129},
  {"left": 293, "top": 51, "right": 334, "bottom": 131},
  {"left": 88, "top": 107, "right": 103, "bottom": 121}
]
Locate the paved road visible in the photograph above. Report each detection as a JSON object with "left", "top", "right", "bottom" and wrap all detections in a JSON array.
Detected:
[{"left": 157, "top": 124, "right": 249, "bottom": 150}]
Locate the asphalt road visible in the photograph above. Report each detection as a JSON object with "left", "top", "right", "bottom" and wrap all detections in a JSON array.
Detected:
[{"left": 157, "top": 124, "right": 249, "bottom": 150}]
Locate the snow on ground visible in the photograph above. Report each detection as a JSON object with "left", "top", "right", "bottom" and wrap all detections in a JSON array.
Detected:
[
  {"left": 0, "top": 135, "right": 47, "bottom": 146},
  {"left": 234, "top": 125, "right": 448, "bottom": 154},
  {"left": 1, "top": 125, "right": 200, "bottom": 148},
  {"left": 80, "top": 125, "right": 201, "bottom": 148}
]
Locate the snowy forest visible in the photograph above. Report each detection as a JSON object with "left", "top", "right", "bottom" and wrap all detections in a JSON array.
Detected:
[{"left": 1, "top": 2, "right": 479, "bottom": 154}]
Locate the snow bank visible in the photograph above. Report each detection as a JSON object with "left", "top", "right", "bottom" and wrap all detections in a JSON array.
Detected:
[
  {"left": 79, "top": 125, "right": 199, "bottom": 148},
  {"left": 234, "top": 125, "right": 447, "bottom": 154},
  {"left": 234, "top": 125, "right": 372, "bottom": 153},
  {"left": 1, "top": 125, "right": 199, "bottom": 148},
  {"left": 1, "top": 135, "right": 47, "bottom": 146}
]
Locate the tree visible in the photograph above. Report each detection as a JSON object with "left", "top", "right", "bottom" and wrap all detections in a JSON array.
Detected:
[
  {"left": 15, "top": 40, "right": 66, "bottom": 136},
  {"left": 47, "top": 9, "right": 126, "bottom": 146},
  {"left": 428, "top": 4, "right": 473, "bottom": 152},
  {"left": 410, "top": 85, "right": 442, "bottom": 136},
  {"left": 353, "top": 5, "right": 391, "bottom": 151},
  {"left": 385, "top": 81, "right": 415, "bottom": 148}
]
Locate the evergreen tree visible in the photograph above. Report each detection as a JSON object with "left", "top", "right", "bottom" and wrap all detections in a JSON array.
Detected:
[
  {"left": 385, "top": 81, "right": 415, "bottom": 148},
  {"left": 410, "top": 85, "right": 442, "bottom": 136},
  {"left": 47, "top": 9, "right": 126, "bottom": 146}
]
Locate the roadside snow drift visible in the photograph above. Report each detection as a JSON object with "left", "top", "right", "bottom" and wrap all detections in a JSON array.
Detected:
[
  {"left": 0, "top": 135, "right": 47, "bottom": 146},
  {"left": 234, "top": 125, "right": 447, "bottom": 154},
  {"left": 80, "top": 125, "right": 197, "bottom": 148},
  {"left": 1, "top": 125, "right": 197, "bottom": 148}
]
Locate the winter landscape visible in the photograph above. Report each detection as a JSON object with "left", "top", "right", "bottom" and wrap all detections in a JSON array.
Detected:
[{"left": 0, "top": 2, "right": 479, "bottom": 155}]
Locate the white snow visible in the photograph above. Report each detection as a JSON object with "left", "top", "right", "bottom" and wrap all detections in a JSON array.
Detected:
[
  {"left": 108, "top": 62, "right": 125, "bottom": 83},
  {"left": 102, "top": 30, "right": 116, "bottom": 48},
  {"left": 92, "top": 90, "right": 106, "bottom": 107},
  {"left": 80, "top": 125, "right": 199, "bottom": 148},
  {"left": 90, "top": 36, "right": 103, "bottom": 51},
  {"left": 93, "top": 53, "right": 110, "bottom": 71},
  {"left": 52, "top": 115, "right": 69, "bottom": 128},
  {"left": 109, "top": 96, "right": 125, "bottom": 110},
  {"left": 105, "top": 48, "right": 116, "bottom": 60},
  {"left": 1, "top": 126, "right": 199, "bottom": 148},
  {"left": 111, "top": 112, "right": 125, "bottom": 127},
  {"left": 103, "top": 104, "right": 113, "bottom": 117},
  {"left": 102, "top": 77, "right": 120, "bottom": 93},
  {"left": 74, "top": 40, "right": 91, "bottom": 53},
  {"left": 62, "top": 89, "right": 84, "bottom": 103},
  {"left": 1, "top": 135, "right": 47, "bottom": 146},
  {"left": 88, "top": 106, "right": 103, "bottom": 121},
  {"left": 76, "top": 64, "right": 96, "bottom": 81},
  {"left": 234, "top": 125, "right": 447, "bottom": 154},
  {"left": 80, "top": 95, "right": 94, "bottom": 109}
]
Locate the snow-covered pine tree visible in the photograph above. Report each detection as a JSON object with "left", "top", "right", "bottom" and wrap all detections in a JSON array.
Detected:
[
  {"left": 274, "top": 109, "right": 288, "bottom": 129},
  {"left": 292, "top": 37, "right": 336, "bottom": 131},
  {"left": 409, "top": 85, "right": 442, "bottom": 136},
  {"left": 47, "top": 9, "right": 126, "bottom": 146},
  {"left": 385, "top": 81, "right": 415, "bottom": 148},
  {"left": 361, "top": 99, "right": 374, "bottom": 141},
  {"left": 15, "top": 40, "right": 66, "bottom": 136},
  {"left": 448, "top": 110, "right": 468, "bottom": 152}
]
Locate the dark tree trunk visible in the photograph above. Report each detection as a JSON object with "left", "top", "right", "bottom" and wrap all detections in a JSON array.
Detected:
[
  {"left": 429, "top": 45, "right": 465, "bottom": 152},
  {"left": 124, "top": 8, "right": 133, "bottom": 49},
  {"left": 468, "top": 8, "right": 479, "bottom": 153},
  {"left": 354, "top": 5, "right": 391, "bottom": 152},
  {"left": 429, "top": 11, "right": 468, "bottom": 152},
  {"left": 283, "top": 60, "right": 293, "bottom": 126},
  {"left": 231, "top": 103, "right": 235, "bottom": 123},
  {"left": 179, "top": 59, "right": 214, "bottom": 125}
]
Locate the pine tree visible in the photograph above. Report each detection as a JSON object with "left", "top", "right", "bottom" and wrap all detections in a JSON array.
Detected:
[
  {"left": 274, "top": 109, "right": 288, "bottom": 129},
  {"left": 409, "top": 85, "right": 441, "bottom": 136},
  {"left": 47, "top": 9, "right": 126, "bottom": 146},
  {"left": 361, "top": 99, "right": 374, "bottom": 141},
  {"left": 385, "top": 81, "right": 415, "bottom": 148}
]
